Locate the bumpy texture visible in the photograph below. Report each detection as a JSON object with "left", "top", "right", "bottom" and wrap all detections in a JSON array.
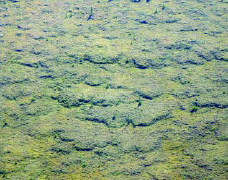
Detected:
[{"left": 0, "top": 0, "right": 227, "bottom": 179}]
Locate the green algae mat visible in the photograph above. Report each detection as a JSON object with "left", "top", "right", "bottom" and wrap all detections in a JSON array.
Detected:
[{"left": 0, "top": 0, "right": 228, "bottom": 179}]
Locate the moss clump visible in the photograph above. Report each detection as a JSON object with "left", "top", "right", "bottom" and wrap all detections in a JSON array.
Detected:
[{"left": 190, "top": 106, "right": 199, "bottom": 113}]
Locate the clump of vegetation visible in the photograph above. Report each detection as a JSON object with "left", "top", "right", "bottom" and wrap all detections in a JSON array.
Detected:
[
  {"left": 87, "top": 7, "right": 93, "bottom": 21},
  {"left": 190, "top": 106, "right": 199, "bottom": 113},
  {"left": 137, "top": 97, "right": 142, "bottom": 107},
  {"left": 154, "top": 8, "right": 158, "bottom": 14},
  {"left": 162, "top": 4, "right": 165, "bottom": 10}
]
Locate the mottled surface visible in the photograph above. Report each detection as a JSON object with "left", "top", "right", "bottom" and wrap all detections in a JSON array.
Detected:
[{"left": 0, "top": 0, "right": 227, "bottom": 179}]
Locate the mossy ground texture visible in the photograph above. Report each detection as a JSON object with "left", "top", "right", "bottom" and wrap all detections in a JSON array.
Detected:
[{"left": 0, "top": 0, "right": 228, "bottom": 179}]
